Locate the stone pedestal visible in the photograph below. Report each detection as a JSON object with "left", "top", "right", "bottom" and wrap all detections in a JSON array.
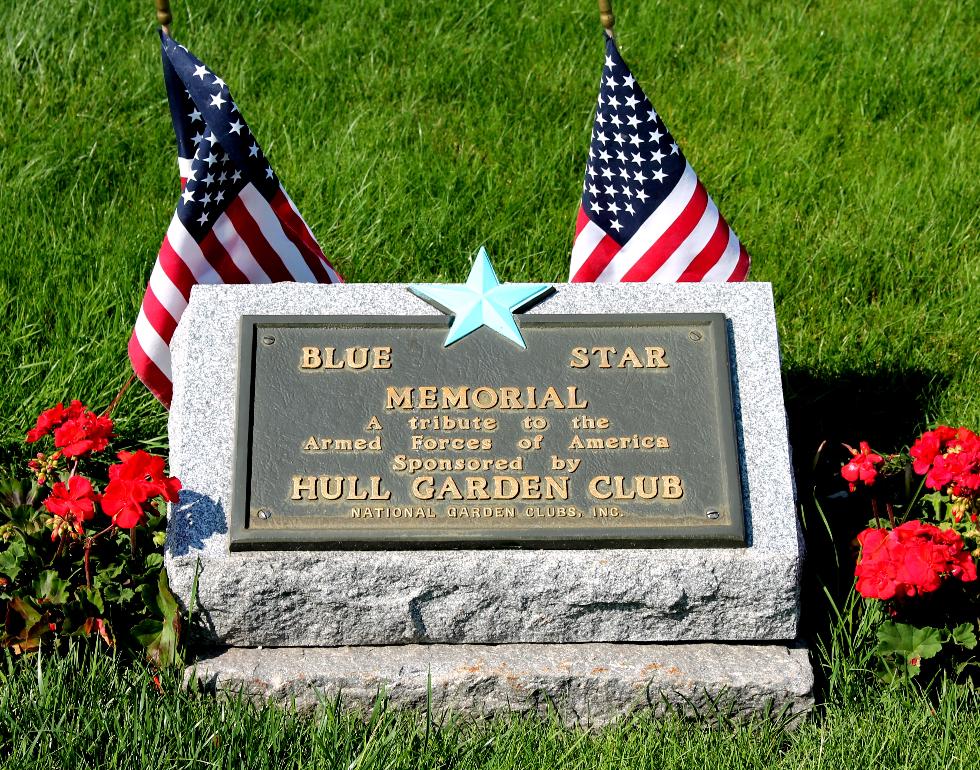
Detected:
[
  {"left": 167, "top": 282, "right": 812, "bottom": 720},
  {"left": 189, "top": 643, "right": 813, "bottom": 727}
]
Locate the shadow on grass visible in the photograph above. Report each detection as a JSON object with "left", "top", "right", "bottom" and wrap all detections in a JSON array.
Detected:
[{"left": 783, "top": 366, "right": 948, "bottom": 699}]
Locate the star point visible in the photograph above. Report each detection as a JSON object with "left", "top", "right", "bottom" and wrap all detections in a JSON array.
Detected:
[{"left": 409, "top": 248, "right": 551, "bottom": 349}]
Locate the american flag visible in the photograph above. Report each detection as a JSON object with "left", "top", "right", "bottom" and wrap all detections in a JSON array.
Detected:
[
  {"left": 129, "top": 32, "right": 341, "bottom": 407},
  {"left": 570, "top": 37, "right": 749, "bottom": 283}
]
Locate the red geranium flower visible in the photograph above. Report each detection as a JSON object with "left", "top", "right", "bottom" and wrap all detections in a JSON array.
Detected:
[
  {"left": 841, "top": 441, "right": 884, "bottom": 492},
  {"left": 101, "top": 450, "right": 181, "bottom": 529},
  {"left": 910, "top": 426, "right": 957, "bottom": 475},
  {"left": 855, "top": 520, "right": 977, "bottom": 601},
  {"left": 26, "top": 400, "right": 86, "bottom": 443},
  {"left": 52, "top": 408, "right": 113, "bottom": 458},
  {"left": 44, "top": 475, "right": 97, "bottom": 534},
  {"left": 912, "top": 426, "right": 980, "bottom": 499}
]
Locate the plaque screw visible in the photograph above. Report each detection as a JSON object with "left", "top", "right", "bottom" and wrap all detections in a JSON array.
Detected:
[
  {"left": 261, "top": 335, "right": 276, "bottom": 346},
  {"left": 705, "top": 510, "right": 720, "bottom": 520},
  {"left": 689, "top": 330, "right": 703, "bottom": 342},
  {"left": 256, "top": 509, "right": 271, "bottom": 520}
]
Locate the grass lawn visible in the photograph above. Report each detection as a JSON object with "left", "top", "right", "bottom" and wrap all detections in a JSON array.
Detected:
[
  {"left": 0, "top": 645, "right": 978, "bottom": 769},
  {"left": 0, "top": 0, "right": 978, "bottom": 766}
]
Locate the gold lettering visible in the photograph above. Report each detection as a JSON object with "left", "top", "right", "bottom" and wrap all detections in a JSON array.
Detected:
[
  {"left": 538, "top": 387, "right": 563, "bottom": 409},
  {"left": 290, "top": 475, "right": 317, "bottom": 500},
  {"left": 617, "top": 347, "right": 643, "bottom": 368},
  {"left": 418, "top": 386, "right": 438, "bottom": 409},
  {"left": 566, "top": 386, "right": 588, "bottom": 409},
  {"left": 499, "top": 387, "right": 523, "bottom": 409},
  {"left": 441, "top": 386, "right": 469, "bottom": 409},
  {"left": 589, "top": 476, "right": 612, "bottom": 500},
  {"left": 322, "top": 347, "right": 345, "bottom": 369},
  {"left": 593, "top": 346, "right": 615, "bottom": 368},
  {"left": 645, "top": 347, "right": 668, "bottom": 368},
  {"left": 465, "top": 477, "right": 490, "bottom": 500},
  {"left": 413, "top": 476, "right": 434, "bottom": 500},
  {"left": 386, "top": 387, "right": 413, "bottom": 410},
  {"left": 318, "top": 476, "right": 344, "bottom": 500},
  {"left": 493, "top": 476, "right": 520, "bottom": 500},
  {"left": 662, "top": 475, "right": 684, "bottom": 499},
  {"left": 437, "top": 476, "right": 463, "bottom": 500},
  {"left": 472, "top": 387, "right": 499, "bottom": 409},
  {"left": 347, "top": 347, "right": 369, "bottom": 369},
  {"left": 300, "top": 347, "right": 322, "bottom": 369},
  {"left": 569, "top": 347, "right": 590, "bottom": 368}
]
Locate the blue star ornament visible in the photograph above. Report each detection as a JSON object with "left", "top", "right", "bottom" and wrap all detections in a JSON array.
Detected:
[{"left": 409, "top": 248, "right": 552, "bottom": 349}]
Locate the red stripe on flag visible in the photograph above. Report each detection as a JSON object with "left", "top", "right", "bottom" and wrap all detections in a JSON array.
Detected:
[
  {"left": 677, "top": 217, "right": 730, "bottom": 282},
  {"left": 728, "top": 245, "right": 750, "bottom": 282},
  {"left": 199, "top": 230, "right": 249, "bottom": 284},
  {"left": 158, "top": 236, "right": 196, "bottom": 300},
  {"left": 141, "top": 289, "right": 179, "bottom": 343},
  {"left": 570, "top": 205, "right": 622, "bottom": 282},
  {"left": 269, "top": 190, "right": 335, "bottom": 283},
  {"left": 570, "top": 232, "right": 622, "bottom": 282},
  {"left": 620, "top": 183, "right": 710, "bottom": 282},
  {"left": 128, "top": 334, "right": 173, "bottom": 409},
  {"left": 225, "top": 197, "right": 293, "bottom": 282}
]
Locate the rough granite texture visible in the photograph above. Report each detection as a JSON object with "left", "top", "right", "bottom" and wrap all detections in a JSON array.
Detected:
[
  {"left": 188, "top": 642, "right": 814, "bottom": 726},
  {"left": 166, "top": 283, "right": 802, "bottom": 646}
]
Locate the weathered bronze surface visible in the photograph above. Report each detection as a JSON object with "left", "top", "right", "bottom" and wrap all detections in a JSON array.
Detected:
[{"left": 229, "top": 314, "right": 744, "bottom": 550}]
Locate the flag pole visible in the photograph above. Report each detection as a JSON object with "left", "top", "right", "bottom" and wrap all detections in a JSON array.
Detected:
[
  {"left": 597, "top": 0, "right": 615, "bottom": 38},
  {"left": 154, "top": 0, "right": 172, "bottom": 35}
]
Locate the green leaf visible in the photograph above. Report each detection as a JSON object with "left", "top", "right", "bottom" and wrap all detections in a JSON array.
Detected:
[
  {"left": 129, "top": 618, "right": 163, "bottom": 648},
  {"left": 0, "top": 539, "right": 26, "bottom": 581},
  {"left": 950, "top": 623, "right": 978, "bottom": 650},
  {"left": 9, "top": 596, "right": 41, "bottom": 629},
  {"left": 79, "top": 585, "right": 104, "bottom": 614},
  {"left": 144, "top": 553, "right": 163, "bottom": 571},
  {"left": 94, "top": 562, "right": 124, "bottom": 585},
  {"left": 33, "top": 570, "right": 69, "bottom": 605},
  {"left": 920, "top": 491, "right": 945, "bottom": 518},
  {"left": 876, "top": 621, "right": 944, "bottom": 676},
  {"left": 132, "top": 570, "right": 183, "bottom": 667}
]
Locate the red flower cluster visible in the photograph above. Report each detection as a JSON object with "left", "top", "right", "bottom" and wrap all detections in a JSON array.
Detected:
[
  {"left": 840, "top": 441, "right": 884, "bottom": 492},
  {"left": 44, "top": 476, "right": 96, "bottom": 536},
  {"left": 26, "top": 400, "right": 113, "bottom": 458},
  {"left": 855, "top": 520, "right": 977, "bottom": 600},
  {"left": 910, "top": 426, "right": 980, "bottom": 499},
  {"left": 101, "top": 451, "right": 181, "bottom": 529}
]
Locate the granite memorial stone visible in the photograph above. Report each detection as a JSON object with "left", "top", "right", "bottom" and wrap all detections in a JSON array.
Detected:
[{"left": 168, "top": 264, "right": 811, "bottom": 722}]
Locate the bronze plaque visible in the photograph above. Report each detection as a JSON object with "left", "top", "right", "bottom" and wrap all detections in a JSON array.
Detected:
[{"left": 229, "top": 314, "right": 744, "bottom": 550}]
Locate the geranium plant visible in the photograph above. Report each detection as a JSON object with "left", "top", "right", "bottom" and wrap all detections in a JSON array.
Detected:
[
  {"left": 841, "top": 426, "right": 979, "bottom": 682},
  {"left": 0, "top": 400, "right": 183, "bottom": 665}
]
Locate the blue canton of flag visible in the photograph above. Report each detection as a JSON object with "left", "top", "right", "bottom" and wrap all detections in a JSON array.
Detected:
[
  {"left": 570, "top": 37, "right": 749, "bottom": 283},
  {"left": 130, "top": 32, "right": 341, "bottom": 407}
]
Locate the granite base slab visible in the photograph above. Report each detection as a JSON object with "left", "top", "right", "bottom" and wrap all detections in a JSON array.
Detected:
[{"left": 188, "top": 642, "right": 814, "bottom": 727}]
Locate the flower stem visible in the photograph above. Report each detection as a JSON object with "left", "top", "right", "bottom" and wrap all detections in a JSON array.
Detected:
[
  {"left": 101, "top": 372, "right": 136, "bottom": 418},
  {"left": 871, "top": 498, "right": 882, "bottom": 528},
  {"left": 84, "top": 539, "right": 92, "bottom": 589}
]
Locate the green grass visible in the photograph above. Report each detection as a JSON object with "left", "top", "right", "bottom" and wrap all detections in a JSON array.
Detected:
[
  {"left": 0, "top": 644, "right": 978, "bottom": 769},
  {"left": 0, "top": 0, "right": 978, "bottom": 766}
]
